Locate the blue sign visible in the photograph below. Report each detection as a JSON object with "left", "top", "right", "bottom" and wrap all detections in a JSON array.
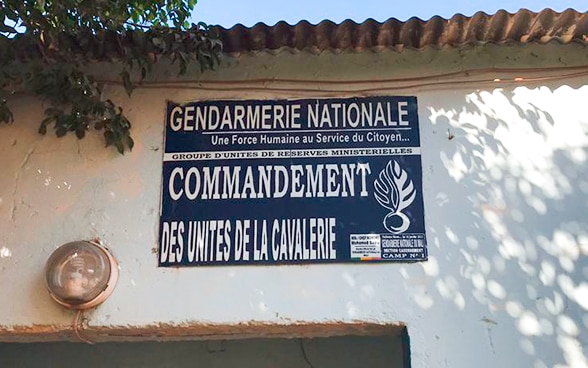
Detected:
[{"left": 159, "top": 96, "right": 427, "bottom": 266}]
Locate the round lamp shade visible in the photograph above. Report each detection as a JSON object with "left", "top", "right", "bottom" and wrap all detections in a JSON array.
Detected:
[{"left": 45, "top": 241, "right": 118, "bottom": 309}]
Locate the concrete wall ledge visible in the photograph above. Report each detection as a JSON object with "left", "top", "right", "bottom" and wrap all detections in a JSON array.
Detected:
[{"left": 0, "top": 321, "right": 404, "bottom": 343}]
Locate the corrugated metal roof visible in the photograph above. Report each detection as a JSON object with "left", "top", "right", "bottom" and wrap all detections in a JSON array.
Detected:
[{"left": 218, "top": 8, "right": 588, "bottom": 53}]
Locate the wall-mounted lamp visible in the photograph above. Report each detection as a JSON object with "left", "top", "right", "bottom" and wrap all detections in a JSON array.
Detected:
[{"left": 45, "top": 240, "right": 119, "bottom": 310}]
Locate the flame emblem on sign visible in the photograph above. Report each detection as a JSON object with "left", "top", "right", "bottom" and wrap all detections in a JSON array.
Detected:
[{"left": 374, "top": 160, "right": 416, "bottom": 233}]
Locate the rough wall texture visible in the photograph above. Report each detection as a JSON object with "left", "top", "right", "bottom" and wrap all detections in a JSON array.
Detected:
[{"left": 0, "top": 43, "right": 587, "bottom": 368}]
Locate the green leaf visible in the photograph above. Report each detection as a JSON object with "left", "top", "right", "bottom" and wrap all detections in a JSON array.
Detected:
[
  {"left": 120, "top": 69, "right": 134, "bottom": 96},
  {"left": 75, "top": 128, "right": 86, "bottom": 139},
  {"left": 1, "top": 0, "right": 223, "bottom": 155},
  {"left": 0, "top": 103, "right": 14, "bottom": 124},
  {"left": 115, "top": 140, "right": 125, "bottom": 154},
  {"left": 104, "top": 130, "right": 115, "bottom": 147},
  {"left": 56, "top": 127, "right": 67, "bottom": 137}
]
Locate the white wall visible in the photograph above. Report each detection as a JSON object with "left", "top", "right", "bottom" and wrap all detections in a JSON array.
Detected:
[{"left": 1, "top": 44, "right": 587, "bottom": 368}]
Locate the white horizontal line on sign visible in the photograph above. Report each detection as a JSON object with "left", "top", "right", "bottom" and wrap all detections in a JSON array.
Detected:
[
  {"left": 201, "top": 127, "right": 412, "bottom": 135},
  {"left": 164, "top": 147, "right": 421, "bottom": 162}
]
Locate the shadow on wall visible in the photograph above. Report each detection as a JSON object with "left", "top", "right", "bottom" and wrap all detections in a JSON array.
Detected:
[{"left": 415, "top": 82, "right": 588, "bottom": 368}]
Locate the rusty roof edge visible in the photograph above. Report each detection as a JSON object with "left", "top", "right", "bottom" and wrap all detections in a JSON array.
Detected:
[
  {"left": 221, "top": 38, "right": 588, "bottom": 57},
  {"left": 215, "top": 8, "right": 588, "bottom": 53}
]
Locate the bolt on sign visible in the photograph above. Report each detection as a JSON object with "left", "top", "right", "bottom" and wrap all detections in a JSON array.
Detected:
[{"left": 158, "top": 96, "right": 427, "bottom": 266}]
